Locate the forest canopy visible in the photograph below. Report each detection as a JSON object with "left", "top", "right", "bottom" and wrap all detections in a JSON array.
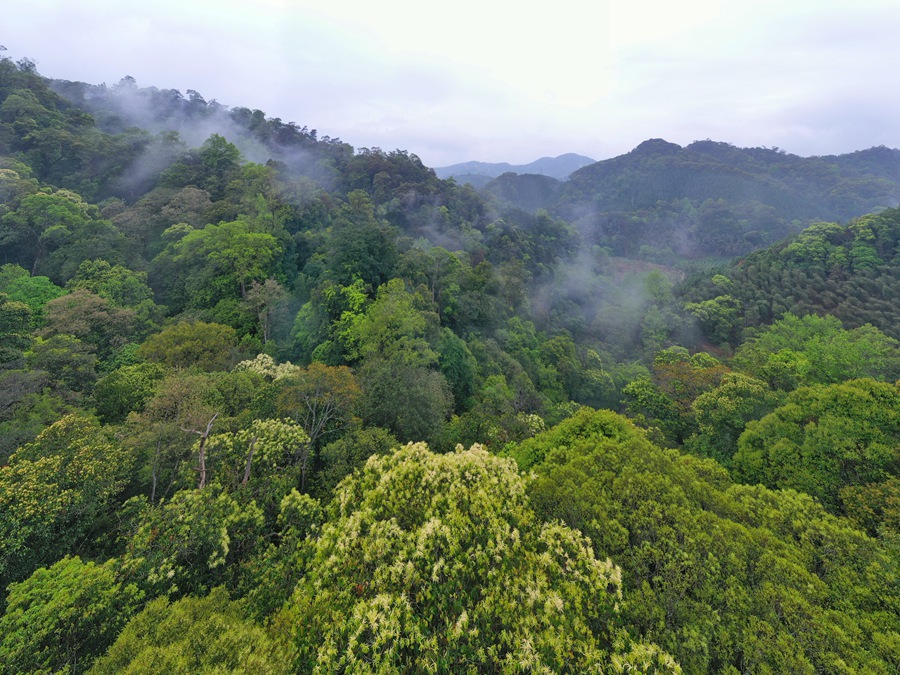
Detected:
[{"left": 1, "top": 52, "right": 900, "bottom": 673}]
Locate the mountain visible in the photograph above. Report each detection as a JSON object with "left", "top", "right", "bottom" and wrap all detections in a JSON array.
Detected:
[
  {"left": 434, "top": 153, "right": 595, "bottom": 182},
  {"left": 545, "top": 138, "right": 900, "bottom": 262}
]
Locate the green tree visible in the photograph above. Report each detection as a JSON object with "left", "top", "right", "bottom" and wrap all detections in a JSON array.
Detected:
[
  {"left": 0, "top": 189, "right": 93, "bottom": 276},
  {"left": 0, "top": 556, "right": 143, "bottom": 675},
  {"left": 1, "top": 270, "right": 65, "bottom": 326},
  {"left": 93, "top": 362, "right": 167, "bottom": 424},
  {"left": 732, "top": 313, "right": 900, "bottom": 389},
  {"left": 41, "top": 288, "right": 135, "bottom": 363},
  {"left": 517, "top": 408, "right": 900, "bottom": 673},
  {"left": 683, "top": 294, "right": 741, "bottom": 346},
  {"left": 119, "top": 488, "right": 265, "bottom": 598},
  {"left": 279, "top": 442, "right": 676, "bottom": 673},
  {"left": 137, "top": 321, "right": 238, "bottom": 371},
  {"left": 733, "top": 378, "right": 900, "bottom": 512},
  {"left": 688, "top": 372, "right": 781, "bottom": 465},
  {"left": 0, "top": 414, "right": 133, "bottom": 592},
  {"left": 150, "top": 220, "right": 283, "bottom": 316},
  {"left": 89, "top": 588, "right": 291, "bottom": 674}
]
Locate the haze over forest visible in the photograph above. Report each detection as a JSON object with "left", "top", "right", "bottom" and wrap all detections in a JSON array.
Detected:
[{"left": 1, "top": 12, "right": 900, "bottom": 673}]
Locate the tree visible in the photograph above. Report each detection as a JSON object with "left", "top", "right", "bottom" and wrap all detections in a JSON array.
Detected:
[
  {"left": 683, "top": 294, "right": 741, "bottom": 346},
  {"left": 733, "top": 378, "right": 900, "bottom": 512},
  {"left": 119, "top": 488, "right": 265, "bottom": 598},
  {"left": 0, "top": 557, "right": 142, "bottom": 674},
  {"left": 359, "top": 356, "right": 453, "bottom": 444},
  {"left": 278, "top": 442, "right": 676, "bottom": 673},
  {"left": 0, "top": 270, "right": 65, "bottom": 326},
  {"left": 93, "top": 362, "right": 167, "bottom": 424},
  {"left": 41, "top": 288, "right": 135, "bottom": 363},
  {"left": 275, "top": 362, "right": 361, "bottom": 486},
  {"left": 517, "top": 408, "right": 900, "bottom": 673},
  {"left": 137, "top": 321, "right": 238, "bottom": 371},
  {"left": 243, "top": 278, "right": 288, "bottom": 344},
  {"left": 150, "top": 220, "right": 283, "bottom": 315},
  {"left": 200, "top": 418, "right": 310, "bottom": 509},
  {"left": 688, "top": 372, "right": 781, "bottom": 465},
  {"left": 0, "top": 414, "right": 133, "bottom": 592},
  {"left": 324, "top": 189, "right": 398, "bottom": 287},
  {"left": 67, "top": 259, "right": 155, "bottom": 307},
  {"left": 732, "top": 313, "right": 900, "bottom": 389},
  {"left": 89, "top": 588, "right": 291, "bottom": 674},
  {"left": 0, "top": 189, "right": 93, "bottom": 276}
]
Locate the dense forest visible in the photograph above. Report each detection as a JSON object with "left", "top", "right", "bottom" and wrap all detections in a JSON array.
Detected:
[{"left": 1, "top": 52, "right": 899, "bottom": 673}]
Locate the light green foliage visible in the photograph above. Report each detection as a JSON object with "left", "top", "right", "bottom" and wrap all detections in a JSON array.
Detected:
[
  {"left": 280, "top": 442, "right": 675, "bottom": 673},
  {"left": 339, "top": 277, "right": 438, "bottom": 365},
  {"left": 199, "top": 418, "right": 310, "bottom": 521},
  {"left": 689, "top": 372, "right": 782, "bottom": 465},
  {"left": 733, "top": 313, "right": 900, "bottom": 389},
  {"left": 89, "top": 587, "right": 292, "bottom": 675},
  {"left": 234, "top": 352, "right": 302, "bottom": 380},
  {"left": 1, "top": 270, "right": 65, "bottom": 325},
  {"left": 67, "top": 259, "right": 155, "bottom": 307},
  {"left": 120, "top": 487, "right": 265, "bottom": 598},
  {"left": 150, "top": 219, "right": 283, "bottom": 315},
  {"left": 137, "top": 320, "right": 238, "bottom": 371},
  {"left": 0, "top": 414, "right": 133, "bottom": 591},
  {"left": 520, "top": 409, "right": 900, "bottom": 674},
  {"left": 93, "top": 362, "right": 167, "bottom": 424},
  {"left": 683, "top": 294, "right": 741, "bottom": 345},
  {"left": 0, "top": 556, "right": 142, "bottom": 675},
  {"left": 733, "top": 378, "right": 900, "bottom": 512}
]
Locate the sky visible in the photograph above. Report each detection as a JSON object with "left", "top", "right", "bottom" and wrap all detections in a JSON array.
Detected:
[{"left": 3, "top": 0, "right": 900, "bottom": 167}]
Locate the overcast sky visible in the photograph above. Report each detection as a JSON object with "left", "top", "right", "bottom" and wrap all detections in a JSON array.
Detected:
[{"left": 3, "top": 0, "right": 900, "bottom": 167}]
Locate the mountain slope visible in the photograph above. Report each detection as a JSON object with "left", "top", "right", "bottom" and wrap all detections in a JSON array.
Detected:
[{"left": 434, "top": 152, "right": 595, "bottom": 182}]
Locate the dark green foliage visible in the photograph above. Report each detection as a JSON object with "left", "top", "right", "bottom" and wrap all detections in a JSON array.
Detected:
[
  {"left": 557, "top": 140, "right": 900, "bottom": 261},
  {"left": 681, "top": 208, "right": 900, "bottom": 341}
]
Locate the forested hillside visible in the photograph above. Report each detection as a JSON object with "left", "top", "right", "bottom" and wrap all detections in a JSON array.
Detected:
[{"left": 1, "top": 53, "right": 899, "bottom": 674}]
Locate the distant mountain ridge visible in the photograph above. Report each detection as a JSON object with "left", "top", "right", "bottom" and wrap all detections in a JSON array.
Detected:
[
  {"left": 434, "top": 153, "right": 595, "bottom": 182},
  {"left": 483, "top": 138, "right": 900, "bottom": 262}
]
